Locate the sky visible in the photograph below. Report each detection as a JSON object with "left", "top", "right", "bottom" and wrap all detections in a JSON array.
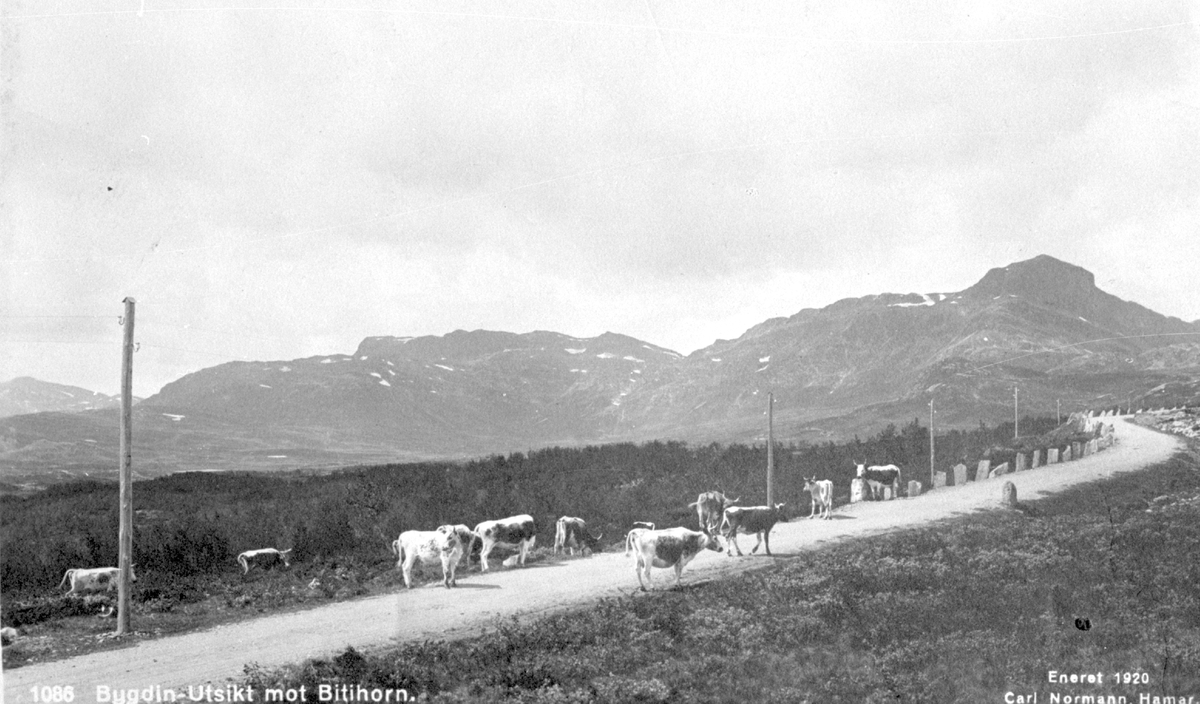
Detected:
[{"left": 2, "top": 0, "right": 1198, "bottom": 397}]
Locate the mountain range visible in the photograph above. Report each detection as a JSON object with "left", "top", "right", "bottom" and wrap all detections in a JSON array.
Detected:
[
  {"left": 0, "top": 378, "right": 125, "bottom": 418},
  {"left": 3, "top": 255, "right": 1198, "bottom": 488}
]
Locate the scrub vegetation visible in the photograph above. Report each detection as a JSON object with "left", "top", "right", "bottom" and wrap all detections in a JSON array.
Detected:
[{"left": 242, "top": 449, "right": 1200, "bottom": 703}]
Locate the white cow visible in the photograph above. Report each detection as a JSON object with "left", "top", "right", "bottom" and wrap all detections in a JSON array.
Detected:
[
  {"left": 392, "top": 525, "right": 464, "bottom": 589},
  {"left": 625, "top": 526, "right": 723, "bottom": 590},
  {"left": 58, "top": 566, "right": 136, "bottom": 596},
  {"left": 473, "top": 514, "right": 537, "bottom": 572},
  {"left": 802, "top": 477, "right": 834, "bottom": 520}
]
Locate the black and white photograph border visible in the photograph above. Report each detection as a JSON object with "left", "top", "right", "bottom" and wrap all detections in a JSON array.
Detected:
[{"left": 2, "top": 1, "right": 1199, "bottom": 702}]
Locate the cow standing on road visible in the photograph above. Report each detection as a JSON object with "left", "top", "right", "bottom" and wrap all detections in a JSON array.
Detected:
[
  {"left": 237, "top": 548, "right": 292, "bottom": 575},
  {"left": 625, "top": 527, "right": 723, "bottom": 590},
  {"left": 553, "top": 516, "right": 603, "bottom": 555},
  {"left": 688, "top": 491, "right": 739, "bottom": 534},
  {"left": 802, "top": 477, "right": 834, "bottom": 520},
  {"left": 474, "top": 514, "right": 538, "bottom": 572},
  {"left": 720, "top": 504, "right": 787, "bottom": 556},
  {"left": 855, "top": 462, "right": 902, "bottom": 500},
  {"left": 393, "top": 525, "right": 464, "bottom": 589}
]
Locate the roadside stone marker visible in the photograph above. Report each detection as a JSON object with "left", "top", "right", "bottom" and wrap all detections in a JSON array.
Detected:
[
  {"left": 908, "top": 480, "right": 923, "bottom": 497},
  {"left": 990, "top": 462, "right": 1011, "bottom": 478},
  {"left": 1016, "top": 453, "right": 1028, "bottom": 472},
  {"left": 850, "top": 477, "right": 867, "bottom": 503},
  {"left": 976, "top": 460, "right": 991, "bottom": 481},
  {"left": 1002, "top": 481, "right": 1018, "bottom": 507},
  {"left": 953, "top": 463, "right": 967, "bottom": 486},
  {"left": 1047, "top": 448, "right": 1060, "bottom": 463},
  {"left": 934, "top": 471, "right": 947, "bottom": 488},
  {"left": 1031, "top": 449, "right": 1042, "bottom": 468},
  {"left": 1063, "top": 445, "right": 1073, "bottom": 462}
]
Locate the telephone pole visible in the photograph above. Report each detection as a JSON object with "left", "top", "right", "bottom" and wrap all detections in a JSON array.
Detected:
[
  {"left": 1056, "top": 399, "right": 1061, "bottom": 425},
  {"left": 1013, "top": 387, "right": 1019, "bottom": 439},
  {"left": 929, "top": 396, "right": 935, "bottom": 489},
  {"left": 766, "top": 392, "right": 775, "bottom": 506},
  {"left": 117, "top": 297, "right": 135, "bottom": 635}
]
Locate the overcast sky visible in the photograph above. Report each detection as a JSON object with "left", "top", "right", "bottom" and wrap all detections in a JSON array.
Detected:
[{"left": 2, "top": 0, "right": 1197, "bottom": 397}]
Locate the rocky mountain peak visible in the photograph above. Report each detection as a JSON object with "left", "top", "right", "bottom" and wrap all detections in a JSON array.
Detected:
[{"left": 961, "top": 254, "right": 1097, "bottom": 307}]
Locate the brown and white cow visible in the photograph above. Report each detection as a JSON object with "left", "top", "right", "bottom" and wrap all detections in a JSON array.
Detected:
[
  {"left": 720, "top": 503, "right": 787, "bottom": 556},
  {"left": 474, "top": 514, "right": 537, "bottom": 572},
  {"left": 855, "top": 462, "right": 902, "bottom": 500},
  {"left": 553, "top": 516, "right": 603, "bottom": 556},
  {"left": 688, "top": 491, "right": 739, "bottom": 534},
  {"left": 58, "top": 566, "right": 136, "bottom": 596},
  {"left": 393, "top": 525, "right": 464, "bottom": 588},
  {"left": 237, "top": 548, "right": 293, "bottom": 574},
  {"left": 625, "top": 526, "right": 723, "bottom": 590},
  {"left": 802, "top": 477, "right": 834, "bottom": 520}
]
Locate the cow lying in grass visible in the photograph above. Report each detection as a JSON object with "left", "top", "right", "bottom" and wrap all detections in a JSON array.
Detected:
[
  {"left": 625, "top": 527, "right": 723, "bottom": 590},
  {"left": 720, "top": 504, "right": 787, "bottom": 556}
]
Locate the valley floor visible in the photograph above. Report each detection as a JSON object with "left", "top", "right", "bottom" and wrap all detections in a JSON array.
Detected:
[{"left": 1, "top": 417, "right": 1182, "bottom": 702}]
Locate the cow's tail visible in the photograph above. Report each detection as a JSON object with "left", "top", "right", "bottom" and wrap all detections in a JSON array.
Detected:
[
  {"left": 624, "top": 530, "right": 637, "bottom": 558},
  {"left": 58, "top": 569, "right": 75, "bottom": 589}
]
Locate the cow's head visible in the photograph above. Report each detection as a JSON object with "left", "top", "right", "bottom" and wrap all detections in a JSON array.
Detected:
[
  {"left": 702, "top": 530, "right": 725, "bottom": 554},
  {"left": 773, "top": 503, "right": 787, "bottom": 519},
  {"left": 853, "top": 462, "right": 866, "bottom": 476}
]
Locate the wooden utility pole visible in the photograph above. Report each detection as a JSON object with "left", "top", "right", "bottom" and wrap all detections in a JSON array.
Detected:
[
  {"left": 1056, "top": 399, "right": 1061, "bottom": 425},
  {"left": 117, "top": 297, "right": 135, "bottom": 635},
  {"left": 929, "top": 396, "right": 935, "bottom": 489},
  {"left": 766, "top": 392, "right": 775, "bottom": 506},
  {"left": 1013, "top": 387, "right": 1019, "bottom": 439}
]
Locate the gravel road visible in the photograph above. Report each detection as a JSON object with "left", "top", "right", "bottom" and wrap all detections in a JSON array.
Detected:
[{"left": 2, "top": 418, "right": 1181, "bottom": 702}]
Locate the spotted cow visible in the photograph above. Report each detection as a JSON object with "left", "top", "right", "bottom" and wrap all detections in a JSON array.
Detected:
[
  {"left": 855, "top": 462, "right": 902, "bottom": 500},
  {"left": 474, "top": 514, "right": 538, "bottom": 572},
  {"left": 554, "top": 516, "right": 603, "bottom": 555},
  {"left": 393, "top": 525, "right": 465, "bottom": 589},
  {"left": 58, "top": 566, "right": 136, "bottom": 596},
  {"left": 625, "top": 526, "right": 723, "bottom": 590}
]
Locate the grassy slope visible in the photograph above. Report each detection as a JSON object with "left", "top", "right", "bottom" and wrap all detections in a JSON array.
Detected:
[{"left": 242, "top": 448, "right": 1200, "bottom": 703}]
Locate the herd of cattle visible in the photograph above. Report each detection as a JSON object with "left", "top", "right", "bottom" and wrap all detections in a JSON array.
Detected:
[{"left": 50, "top": 462, "right": 904, "bottom": 603}]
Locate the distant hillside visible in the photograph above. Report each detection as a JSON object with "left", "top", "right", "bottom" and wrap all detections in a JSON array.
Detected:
[
  {"left": 0, "top": 377, "right": 127, "bottom": 419},
  {"left": 2, "top": 255, "right": 1198, "bottom": 485}
]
